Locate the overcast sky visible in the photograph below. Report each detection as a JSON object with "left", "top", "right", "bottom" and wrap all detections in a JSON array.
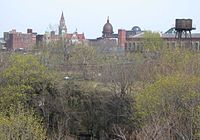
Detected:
[{"left": 1, "top": 0, "right": 199, "bottom": 38}]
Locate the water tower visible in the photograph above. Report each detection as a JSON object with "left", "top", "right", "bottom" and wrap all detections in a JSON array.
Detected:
[{"left": 175, "top": 19, "right": 195, "bottom": 40}]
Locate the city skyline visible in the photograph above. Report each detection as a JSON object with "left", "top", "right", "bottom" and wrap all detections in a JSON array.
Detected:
[{"left": 1, "top": 0, "right": 199, "bottom": 38}]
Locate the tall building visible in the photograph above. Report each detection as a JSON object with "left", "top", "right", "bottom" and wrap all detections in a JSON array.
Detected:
[
  {"left": 59, "top": 12, "right": 67, "bottom": 35},
  {"left": 4, "top": 29, "right": 36, "bottom": 50}
]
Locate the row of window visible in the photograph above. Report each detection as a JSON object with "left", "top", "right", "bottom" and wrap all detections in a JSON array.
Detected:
[
  {"left": 166, "top": 41, "right": 200, "bottom": 50},
  {"left": 125, "top": 41, "right": 200, "bottom": 52}
]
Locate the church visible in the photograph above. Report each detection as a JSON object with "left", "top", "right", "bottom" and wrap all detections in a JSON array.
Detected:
[{"left": 37, "top": 12, "right": 85, "bottom": 46}]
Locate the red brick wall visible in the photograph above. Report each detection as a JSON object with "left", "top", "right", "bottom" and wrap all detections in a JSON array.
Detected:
[
  {"left": 7, "top": 32, "right": 36, "bottom": 50},
  {"left": 118, "top": 29, "right": 126, "bottom": 47}
]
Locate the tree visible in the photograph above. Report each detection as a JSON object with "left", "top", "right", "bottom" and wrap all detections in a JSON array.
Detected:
[
  {"left": 0, "top": 54, "right": 55, "bottom": 108},
  {"left": 37, "top": 39, "right": 67, "bottom": 68},
  {"left": 68, "top": 45, "right": 98, "bottom": 79},
  {"left": 136, "top": 74, "right": 200, "bottom": 140},
  {"left": 0, "top": 54, "right": 62, "bottom": 139},
  {"left": 143, "top": 31, "right": 163, "bottom": 52},
  {"left": 0, "top": 104, "right": 46, "bottom": 140}
]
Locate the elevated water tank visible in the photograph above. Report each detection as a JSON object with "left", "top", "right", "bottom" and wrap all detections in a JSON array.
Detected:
[
  {"left": 175, "top": 19, "right": 192, "bottom": 30},
  {"left": 185, "top": 19, "right": 192, "bottom": 30}
]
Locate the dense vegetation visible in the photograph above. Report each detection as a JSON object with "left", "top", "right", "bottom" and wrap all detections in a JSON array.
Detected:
[{"left": 1, "top": 32, "right": 200, "bottom": 139}]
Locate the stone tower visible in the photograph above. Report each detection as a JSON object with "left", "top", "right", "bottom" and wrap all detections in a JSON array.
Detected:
[{"left": 59, "top": 12, "right": 67, "bottom": 35}]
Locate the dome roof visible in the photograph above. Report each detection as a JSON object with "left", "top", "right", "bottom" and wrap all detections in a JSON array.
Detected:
[
  {"left": 102, "top": 17, "right": 113, "bottom": 34},
  {"left": 132, "top": 26, "right": 141, "bottom": 32}
]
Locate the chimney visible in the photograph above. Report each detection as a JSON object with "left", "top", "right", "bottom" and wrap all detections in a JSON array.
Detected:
[
  {"left": 118, "top": 29, "right": 126, "bottom": 48},
  {"left": 27, "top": 29, "right": 33, "bottom": 34},
  {"left": 51, "top": 31, "right": 55, "bottom": 36}
]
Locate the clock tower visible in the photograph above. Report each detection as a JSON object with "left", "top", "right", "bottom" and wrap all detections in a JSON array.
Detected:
[{"left": 59, "top": 12, "right": 67, "bottom": 35}]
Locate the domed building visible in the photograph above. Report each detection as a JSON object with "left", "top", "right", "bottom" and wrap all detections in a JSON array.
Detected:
[
  {"left": 102, "top": 17, "right": 114, "bottom": 38},
  {"left": 125, "top": 26, "right": 142, "bottom": 37},
  {"left": 132, "top": 26, "right": 142, "bottom": 34},
  {"left": 87, "top": 17, "right": 118, "bottom": 52}
]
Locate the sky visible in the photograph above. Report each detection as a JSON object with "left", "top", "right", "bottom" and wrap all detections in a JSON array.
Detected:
[{"left": 0, "top": 0, "right": 199, "bottom": 38}]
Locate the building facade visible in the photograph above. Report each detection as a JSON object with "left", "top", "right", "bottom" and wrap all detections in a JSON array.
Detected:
[
  {"left": 122, "top": 32, "right": 200, "bottom": 53},
  {"left": 2, "top": 15, "right": 200, "bottom": 52},
  {"left": 4, "top": 29, "right": 36, "bottom": 50}
]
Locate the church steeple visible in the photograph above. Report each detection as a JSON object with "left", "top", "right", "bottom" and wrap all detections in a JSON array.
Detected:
[
  {"left": 59, "top": 12, "right": 67, "bottom": 35},
  {"left": 61, "top": 11, "right": 64, "bottom": 20}
]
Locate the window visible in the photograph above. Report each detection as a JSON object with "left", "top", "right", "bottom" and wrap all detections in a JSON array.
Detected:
[
  {"left": 172, "top": 42, "right": 175, "bottom": 48},
  {"left": 195, "top": 42, "right": 199, "bottom": 51},
  {"left": 125, "top": 43, "right": 127, "bottom": 50},
  {"left": 128, "top": 43, "right": 132, "bottom": 50},
  {"left": 167, "top": 42, "right": 170, "bottom": 48},
  {"left": 133, "top": 42, "right": 136, "bottom": 51}
]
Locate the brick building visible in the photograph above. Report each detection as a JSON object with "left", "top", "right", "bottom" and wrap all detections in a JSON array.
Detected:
[
  {"left": 119, "top": 29, "right": 200, "bottom": 52},
  {"left": 4, "top": 29, "right": 36, "bottom": 50}
]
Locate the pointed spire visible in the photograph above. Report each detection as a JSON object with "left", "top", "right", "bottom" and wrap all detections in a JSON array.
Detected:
[
  {"left": 107, "top": 16, "right": 109, "bottom": 23},
  {"left": 61, "top": 11, "right": 64, "bottom": 20},
  {"left": 59, "top": 11, "right": 67, "bottom": 35}
]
